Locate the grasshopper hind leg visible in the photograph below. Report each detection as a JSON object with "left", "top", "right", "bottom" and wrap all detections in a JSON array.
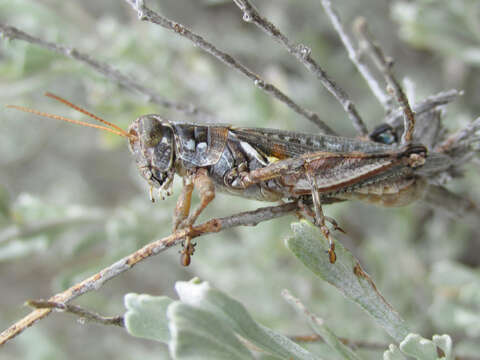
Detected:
[{"left": 306, "top": 172, "right": 338, "bottom": 264}]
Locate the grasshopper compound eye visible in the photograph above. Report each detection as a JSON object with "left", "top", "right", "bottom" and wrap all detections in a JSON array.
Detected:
[{"left": 369, "top": 123, "right": 397, "bottom": 145}]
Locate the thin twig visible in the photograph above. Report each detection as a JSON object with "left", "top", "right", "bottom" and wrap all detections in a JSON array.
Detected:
[
  {"left": 436, "top": 117, "right": 480, "bottom": 153},
  {"left": 282, "top": 289, "right": 366, "bottom": 358},
  {"left": 0, "top": 23, "right": 216, "bottom": 122},
  {"left": 0, "top": 201, "right": 298, "bottom": 346},
  {"left": 123, "top": 0, "right": 336, "bottom": 135},
  {"left": 319, "top": 0, "right": 394, "bottom": 112},
  {"left": 290, "top": 334, "right": 386, "bottom": 351},
  {"left": 423, "top": 185, "right": 480, "bottom": 226},
  {"left": 231, "top": 0, "right": 367, "bottom": 135},
  {"left": 26, "top": 300, "right": 124, "bottom": 328},
  {"left": 386, "top": 89, "right": 460, "bottom": 128},
  {"left": 354, "top": 17, "right": 415, "bottom": 144},
  {"left": 291, "top": 335, "right": 480, "bottom": 359}
]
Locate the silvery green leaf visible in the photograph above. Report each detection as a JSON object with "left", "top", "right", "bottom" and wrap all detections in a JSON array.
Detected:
[
  {"left": 399, "top": 334, "right": 437, "bottom": 360},
  {"left": 124, "top": 293, "right": 173, "bottom": 343},
  {"left": 383, "top": 344, "right": 407, "bottom": 360},
  {"left": 286, "top": 220, "right": 409, "bottom": 342},
  {"left": 168, "top": 302, "right": 255, "bottom": 360},
  {"left": 175, "top": 279, "right": 321, "bottom": 360},
  {"left": 282, "top": 289, "right": 363, "bottom": 360},
  {"left": 0, "top": 236, "right": 48, "bottom": 262},
  {"left": 430, "top": 261, "right": 478, "bottom": 286},
  {"left": 432, "top": 335, "right": 453, "bottom": 360}
]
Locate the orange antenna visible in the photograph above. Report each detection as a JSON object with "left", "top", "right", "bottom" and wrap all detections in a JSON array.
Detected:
[
  {"left": 44, "top": 92, "right": 129, "bottom": 137},
  {"left": 6, "top": 104, "right": 133, "bottom": 139}
]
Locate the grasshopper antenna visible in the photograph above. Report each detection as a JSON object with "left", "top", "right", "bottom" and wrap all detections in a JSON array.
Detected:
[{"left": 6, "top": 93, "right": 135, "bottom": 140}]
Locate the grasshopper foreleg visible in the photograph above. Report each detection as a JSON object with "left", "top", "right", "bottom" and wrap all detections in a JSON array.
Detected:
[
  {"left": 173, "top": 168, "right": 216, "bottom": 231},
  {"left": 173, "top": 176, "right": 194, "bottom": 232},
  {"left": 187, "top": 168, "right": 216, "bottom": 227},
  {"left": 173, "top": 169, "right": 215, "bottom": 231},
  {"left": 173, "top": 168, "right": 215, "bottom": 266},
  {"left": 179, "top": 236, "right": 196, "bottom": 266}
]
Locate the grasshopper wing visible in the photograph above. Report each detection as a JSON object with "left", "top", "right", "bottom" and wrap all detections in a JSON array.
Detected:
[{"left": 231, "top": 127, "right": 393, "bottom": 159}]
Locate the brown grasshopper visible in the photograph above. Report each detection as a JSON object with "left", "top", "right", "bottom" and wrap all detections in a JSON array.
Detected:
[{"left": 8, "top": 93, "right": 449, "bottom": 264}]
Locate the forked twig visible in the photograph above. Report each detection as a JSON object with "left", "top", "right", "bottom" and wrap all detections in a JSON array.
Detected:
[
  {"left": 232, "top": 0, "right": 368, "bottom": 135},
  {"left": 26, "top": 300, "right": 124, "bottom": 328},
  {"left": 0, "top": 201, "right": 298, "bottom": 346},
  {"left": 423, "top": 185, "right": 480, "bottom": 226},
  {"left": 386, "top": 89, "right": 460, "bottom": 129},
  {"left": 123, "top": 0, "right": 336, "bottom": 135},
  {"left": 354, "top": 17, "right": 416, "bottom": 144}
]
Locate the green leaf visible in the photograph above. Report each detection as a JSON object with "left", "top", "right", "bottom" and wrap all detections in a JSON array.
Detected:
[
  {"left": 432, "top": 335, "right": 453, "bottom": 360},
  {"left": 384, "top": 334, "right": 455, "bottom": 360},
  {"left": 0, "top": 184, "right": 11, "bottom": 222},
  {"left": 399, "top": 334, "right": 437, "bottom": 360},
  {"left": 282, "top": 289, "right": 363, "bottom": 360},
  {"left": 175, "top": 279, "right": 321, "bottom": 360},
  {"left": 383, "top": 344, "right": 407, "bottom": 360},
  {"left": 0, "top": 236, "right": 48, "bottom": 262},
  {"left": 168, "top": 302, "right": 255, "bottom": 360},
  {"left": 286, "top": 220, "right": 409, "bottom": 342},
  {"left": 124, "top": 293, "right": 173, "bottom": 343}
]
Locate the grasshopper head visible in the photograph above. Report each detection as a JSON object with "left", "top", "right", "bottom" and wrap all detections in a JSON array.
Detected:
[{"left": 128, "top": 115, "right": 176, "bottom": 196}]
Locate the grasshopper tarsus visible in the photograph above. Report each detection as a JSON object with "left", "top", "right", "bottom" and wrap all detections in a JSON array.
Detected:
[
  {"left": 180, "top": 237, "right": 196, "bottom": 267},
  {"left": 328, "top": 247, "right": 337, "bottom": 264},
  {"left": 325, "top": 216, "right": 346, "bottom": 234}
]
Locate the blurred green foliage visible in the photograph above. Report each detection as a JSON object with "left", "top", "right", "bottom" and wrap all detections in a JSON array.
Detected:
[{"left": 1, "top": 0, "right": 480, "bottom": 359}]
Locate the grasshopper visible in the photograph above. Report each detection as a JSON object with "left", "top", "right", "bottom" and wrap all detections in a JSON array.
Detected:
[{"left": 8, "top": 93, "right": 448, "bottom": 265}]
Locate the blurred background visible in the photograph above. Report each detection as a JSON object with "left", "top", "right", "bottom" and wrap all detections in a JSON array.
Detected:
[{"left": 1, "top": 0, "right": 480, "bottom": 358}]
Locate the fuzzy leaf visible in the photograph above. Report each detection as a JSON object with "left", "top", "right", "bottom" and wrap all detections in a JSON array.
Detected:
[
  {"left": 124, "top": 293, "right": 173, "bottom": 343},
  {"left": 282, "top": 289, "right": 363, "bottom": 360},
  {"left": 175, "top": 279, "right": 320, "bottom": 360},
  {"left": 168, "top": 302, "right": 255, "bottom": 360},
  {"left": 384, "top": 344, "right": 407, "bottom": 360},
  {"left": 286, "top": 220, "right": 409, "bottom": 342},
  {"left": 432, "top": 335, "right": 453, "bottom": 360},
  {"left": 399, "top": 334, "right": 437, "bottom": 360}
]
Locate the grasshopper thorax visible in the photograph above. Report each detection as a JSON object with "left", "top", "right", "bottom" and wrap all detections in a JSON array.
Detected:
[{"left": 128, "top": 115, "right": 176, "bottom": 195}]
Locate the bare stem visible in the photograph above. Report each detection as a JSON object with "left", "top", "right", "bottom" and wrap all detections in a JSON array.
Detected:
[
  {"left": 0, "top": 201, "right": 298, "bottom": 346},
  {"left": 354, "top": 17, "right": 415, "bottom": 144},
  {"left": 319, "top": 0, "right": 394, "bottom": 111},
  {"left": 290, "top": 334, "right": 386, "bottom": 351},
  {"left": 123, "top": 0, "right": 336, "bottom": 135},
  {"left": 423, "top": 185, "right": 480, "bottom": 226},
  {"left": 26, "top": 300, "right": 124, "bottom": 328},
  {"left": 232, "top": 0, "right": 367, "bottom": 135},
  {"left": 386, "top": 89, "right": 460, "bottom": 129},
  {"left": 0, "top": 23, "right": 216, "bottom": 122}
]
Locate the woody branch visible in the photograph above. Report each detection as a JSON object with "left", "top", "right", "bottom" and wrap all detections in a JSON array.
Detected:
[{"left": 0, "top": 201, "right": 299, "bottom": 346}]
